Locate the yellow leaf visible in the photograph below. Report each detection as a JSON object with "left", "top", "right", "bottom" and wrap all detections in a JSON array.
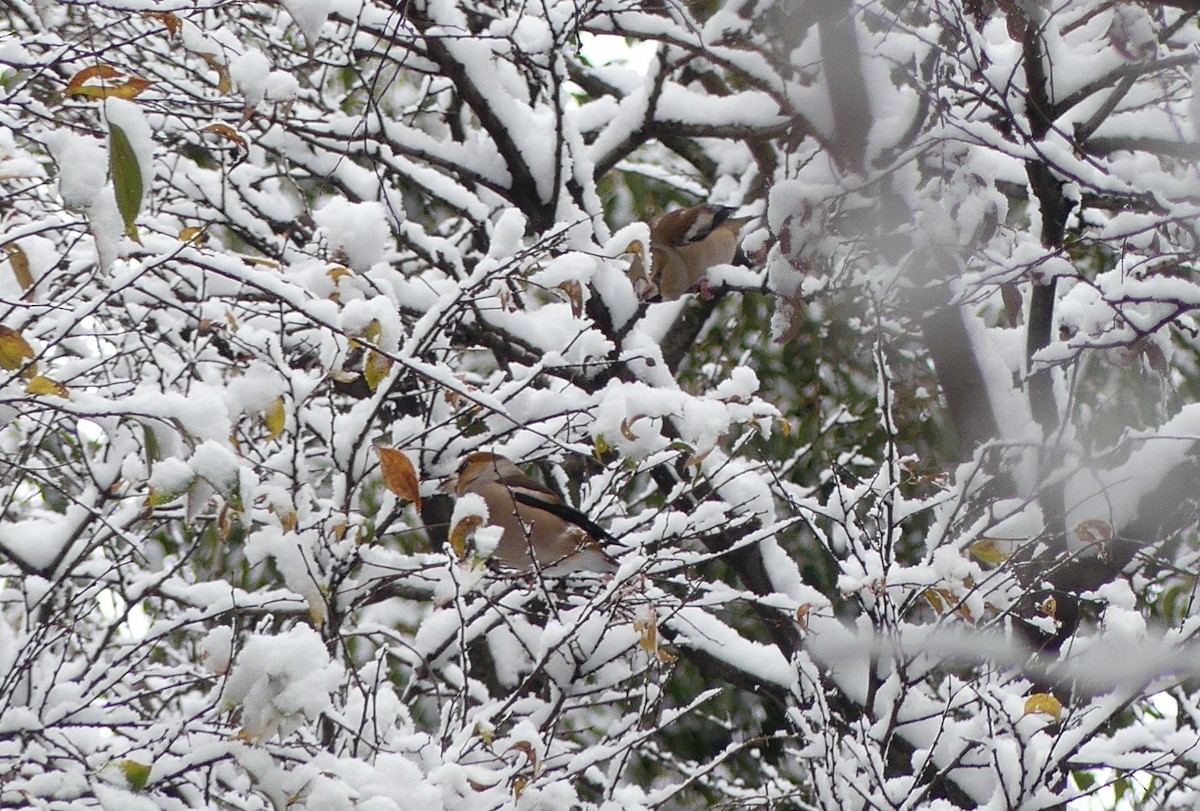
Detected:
[
  {"left": 109, "top": 121, "right": 144, "bottom": 242},
  {"left": 0, "top": 326, "right": 35, "bottom": 372},
  {"left": 376, "top": 447, "right": 422, "bottom": 508},
  {"left": 279, "top": 509, "right": 298, "bottom": 533},
  {"left": 4, "top": 244, "right": 33, "bottom": 293},
  {"left": 363, "top": 349, "right": 393, "bottom": 391},
  {"left": 119, "top": 759, "right": 152, "bottom": 791},
  {"left": 327, "top": 264, "right": 353, "bottom": 285},
  {"left": 1024, "top": 692, "right": 1063, "bottom": 721},
  {"left": 449, "top": 515, "right": 482, "bottom": 559},
  {"left": 25, "top": 375, "right": 68, "bottom": 398},
  {"left": 970, "top": 539, "right": 1010, "bottom": 566},
  {"left": 179, "top": 226, "right": 208, "bottom": 245},
  {"left": 634, "top": 615, "right": 658, "bottom": 653},
  {"left": 923, "top": 588, "right": 946, "bottom": 613},
  {"left": 264, "top": 397, "right": 286, "bottom": 439},
  {"left": 593, "top": 434, "right": 612, "bottom": 459},
  {"left": 364, "top": 319, "right": 384, "bottom": 343}
]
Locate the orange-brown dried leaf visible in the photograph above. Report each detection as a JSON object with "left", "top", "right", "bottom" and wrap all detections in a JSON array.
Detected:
[
  {"left": 1074, "top": 519, "right": 1112, "bottom": 546},
  {"left": 620, "top": 415, "right": 645, "bottom": 441},
  {"left": 65, "top": 65, "right": 122, "bottom": 94},
  {"left": 199, "top": 53, "right": 232, "bottom": 94},
  {"left": 377, "top": 447, "right": 421, "bottom": 508},
  {"left": 449, "top": 514, "right": 482, "bottom": 559},
  {"left": 201, "top": 123, "right": 248, "bottom": 151},
  {"left": 557, "top": 280, "right": 583, "bottom": 318},
  {"left": 146, "top": 11, "right": 181, "bottom": 37}
]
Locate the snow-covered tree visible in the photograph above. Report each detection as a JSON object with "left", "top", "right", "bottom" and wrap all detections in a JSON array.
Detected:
[{"left": 3, "top": 0, "right": 1200, "bottom": 808}]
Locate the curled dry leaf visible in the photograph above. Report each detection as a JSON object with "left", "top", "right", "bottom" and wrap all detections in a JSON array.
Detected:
[
  {"left": 201, "top": 123, "right": 248, "bottom": 151},
  {"left": 376, "top": 447, "right": 422, "bottom": 509},
  {"left": 145, "top": 11, "right": 181, "bottom": 37},
  {"left": 199, "top": 53, "right": 233, "bottom": 94},
  {"left": 1038, "top": 596, "right": 1057, "bottom": 618},
  {"left": 1074, "top": 519, "right": 1112, "bottom": 546},
  {"left": 65, "top": 64, "right": 153, "bottom": 100},
  {"left": 449, "top": 514, "right": 483, "bottom": 559},
  {"left": 556, "top": 280, "right": 583, "bottom": 318},
  {"left": 620, "top": 414, "right": 646, "bottom": 441}
]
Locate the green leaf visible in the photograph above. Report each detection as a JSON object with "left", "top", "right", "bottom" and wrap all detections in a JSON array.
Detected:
[
  {"left": 109, "top": 121, "right": 144, "bottom": 243},
  {"left": 119, "top": 759, "right": 151, "bottom": 791}
]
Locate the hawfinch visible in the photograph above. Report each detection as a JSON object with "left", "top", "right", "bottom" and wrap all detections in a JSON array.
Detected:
[
  {"left": 625, "top": 205, "right": 752, "bottom": 301},
  {"left": 446, "top": 452, "right": 616, "bottom": 575}
]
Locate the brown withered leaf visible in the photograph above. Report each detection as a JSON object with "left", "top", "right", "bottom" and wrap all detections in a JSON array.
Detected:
[
  {"left": 65, "top": 65, "right": 153, "bottom": 100},
  {"left": 557, "top": 280, "right": 583, "bottom": 318},
  {"left": 201, "top": 123, "right": 248, "bottom": 151},
  {"left": 145, "top": 11, "right": 181, "bottom": 37},
  {"left": 449, "top": 514, "right": 483, "bottom": 559},
  {"left": 377, "top": 447, "right": 421, "bottom": 508}
]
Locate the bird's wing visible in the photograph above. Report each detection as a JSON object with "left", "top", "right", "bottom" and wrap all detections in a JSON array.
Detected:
[{"left": 511, "top": 490, "right": 614, "bottom": 543}]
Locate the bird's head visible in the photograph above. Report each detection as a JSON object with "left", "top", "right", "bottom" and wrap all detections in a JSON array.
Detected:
[{"left": 442, "top": 451, "right": 513, "bottom": 494}]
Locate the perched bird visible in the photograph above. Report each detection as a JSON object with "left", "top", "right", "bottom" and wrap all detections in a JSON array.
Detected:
[
  {"left": 625, "top": 205, "right": 753, "bottom": 301},
  {"left": 444, "top": 452, "right": 616, "bottom": 575}
]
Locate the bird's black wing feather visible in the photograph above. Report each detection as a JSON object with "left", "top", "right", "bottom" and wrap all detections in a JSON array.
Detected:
[{"left": 511, "top": 491, "right": 614, "bottom": 542}]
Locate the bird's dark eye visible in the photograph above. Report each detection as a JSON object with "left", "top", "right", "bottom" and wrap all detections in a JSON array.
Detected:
[{"left": 456, "top": 458, "right": 471, "bottom": 475}]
